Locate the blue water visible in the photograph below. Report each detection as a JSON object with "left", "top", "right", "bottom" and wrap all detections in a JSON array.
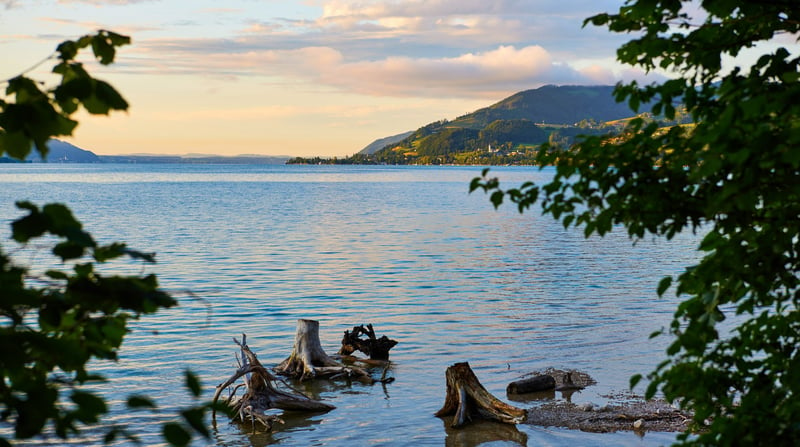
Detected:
[{"left": 0, "top": 164, "right": 700, "bottom": 446}]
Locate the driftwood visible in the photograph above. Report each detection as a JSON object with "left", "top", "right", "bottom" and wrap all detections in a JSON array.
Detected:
[
  {"left": 275, "top": 319, "right": 374, "bottom": 383},
  {"left": 338, "top": 324, "right": 398, "bottom": 360},
  {"left": 435, "top": 362, "right": 527, "bottom": 428},
  {"left": 506, "top": 374, "right": 555, "bottom": 394},
  {"left": 212, "top": 335, "right": 334, "bottom": 432},
  {"left": 555, "top": 371, "right": 585, "bottom": 391}
]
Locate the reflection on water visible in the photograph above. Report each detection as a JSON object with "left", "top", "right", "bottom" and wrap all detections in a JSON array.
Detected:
[
  {"left": 442, "top": 419, "right": 528, "bottom": 447},
  {"left": 0, "top": 164, "right": 700, "bottom": 446},
  {"left": 507, "top": 389, "right": 557, "bottom": 404}
]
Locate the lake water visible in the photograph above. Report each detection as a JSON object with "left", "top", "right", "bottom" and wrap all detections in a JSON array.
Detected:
[{"left": 0, "top": 164, "right": 700, "bottom": 446}]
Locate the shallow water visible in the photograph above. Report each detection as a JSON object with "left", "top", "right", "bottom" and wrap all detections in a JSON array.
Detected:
[{"left": 0, "top": 164, "right": 700, "bottom": 446}]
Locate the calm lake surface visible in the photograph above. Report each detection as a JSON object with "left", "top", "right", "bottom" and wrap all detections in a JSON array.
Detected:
[{"left": 0, "top": 164, "right": 700, "bottom": 446}]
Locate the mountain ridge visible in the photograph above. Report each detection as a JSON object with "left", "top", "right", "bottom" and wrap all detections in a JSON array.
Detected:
[{"left": 358, "top": 85, "right": 634, "bottom": 156}]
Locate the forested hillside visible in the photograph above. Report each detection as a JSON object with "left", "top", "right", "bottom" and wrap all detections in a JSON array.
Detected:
[{"left": 304, "top": 84, "right": 655, "bottom": 165}]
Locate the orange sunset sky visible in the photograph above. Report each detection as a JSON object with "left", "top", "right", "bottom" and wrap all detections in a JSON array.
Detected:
[{"left": 1, "top": 1, "right": 794, "bottom": 157}]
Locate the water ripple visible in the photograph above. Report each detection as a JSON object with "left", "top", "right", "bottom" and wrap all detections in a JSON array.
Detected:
[{"left": 0, "top": 165, "right": 697, "bottom": 446}]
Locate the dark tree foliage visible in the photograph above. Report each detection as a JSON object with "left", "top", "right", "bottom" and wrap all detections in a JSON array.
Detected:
[
  {"left": 479, "top": 119, "right": 548, "bottom": 147},
  {"left": 473, "top": 1, "right": 800, "bottom": 445},
  {"left": 0, "top": 31, "right": 217, "bottom": 446},
  {"left": 417, "top": 127, "right": 480, "bottom": 156}
]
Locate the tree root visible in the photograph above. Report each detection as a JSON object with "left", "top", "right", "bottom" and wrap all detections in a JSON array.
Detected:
[
  {"left": 212, "top": 334, "right": 334, "bottom": 433},
  {"left": 435, "top": 362, "right": 527, "bottom": 428},
  {"left": 338, "top": 323, "right": 398, "bottom": 360}
]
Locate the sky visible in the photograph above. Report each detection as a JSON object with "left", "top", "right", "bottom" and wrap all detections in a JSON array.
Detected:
[{"left": 0, "top": 0, "right": 790, "bottom": 157}]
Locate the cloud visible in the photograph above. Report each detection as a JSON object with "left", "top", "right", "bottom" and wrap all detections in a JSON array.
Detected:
[
  {"left": 317, "top": 0, "right": 610, "bottom": 22},
  {"left": 129, "top": 40, "right": 610, "bottom": 98},
  {"left": 228, "top": 1, "right": 633, "bottom": 70},
  {"left": 13, "top": 0, "right": 643, "bottom": 99},
  {"left": 56, "top": 0, "right": 156, "bottom": 4},
  {"left": 37, "top": 16, "right": 160, "bottom": 34},
  {"left": 149, "top": 102, "right": 422, "bottom": 122},
  {"left": 322, "top": 45, "right": 588, "bottom": 97}
]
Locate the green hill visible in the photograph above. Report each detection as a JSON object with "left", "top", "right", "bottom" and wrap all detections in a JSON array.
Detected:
[
  {"left": 350, "top": 85, "right": 636, "bottom": 162},
  {"left": 286, "top": 84, "right": 673, "bottom": 165},
  {"left": 353, "top": 85, "right": 634, "bottom": 164},
  {"left": 359, "top": 130, "right": 415, "bottom": 155},
  {"left": 451, "top": 84, "right": 632, "bottom": 128}
]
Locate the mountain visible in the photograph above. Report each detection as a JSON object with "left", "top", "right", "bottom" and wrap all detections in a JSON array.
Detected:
[
  {"left": 359, "top": 131, "right": 415, "bottom": 155},
  {"left": 25, "top": 140, "right": 101, "bottom": 162},
  {"left": 298, "top": 84, "right": 657, "bottom": 165},
  {"left": 357, "top": 85, "right": 636, "bottom": 157},
  {"left": 449, "top": 85, "right": 633, "bottom": 129}
]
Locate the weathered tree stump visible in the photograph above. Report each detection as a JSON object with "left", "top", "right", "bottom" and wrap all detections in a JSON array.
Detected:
[
  {"left": 275, "top": 319, "right": 373, "bottom": 383},
  {"left": 338, "top": 323, "right": 398, "bottom": 360},
  {"left": 212, "top": 335, "right": 334, "bottom": 432},
  {"left": 507, "top": 374, "right": 556, "bottom": 394},
  {"left": 435, "top": 362, "right": 527, "bottom": 428}
]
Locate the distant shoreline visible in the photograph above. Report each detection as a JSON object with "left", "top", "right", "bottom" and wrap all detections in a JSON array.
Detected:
[
  {"left": 97, "top": 155, "right": 291, "bottom": 164},
  {"left": 0, "top": 155, "right": 291, "bottom": 165}
]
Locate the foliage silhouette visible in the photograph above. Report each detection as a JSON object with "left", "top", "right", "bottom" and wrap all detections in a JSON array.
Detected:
[
  {"left": 473, "top": 1, "right": 800, "bottom": 445},
  {"left": 0, "top": 31, "right": 219, "bottom": 446}
]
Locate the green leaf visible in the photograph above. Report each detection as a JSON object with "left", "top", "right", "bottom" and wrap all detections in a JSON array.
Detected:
[
  {"left": 39, "top": 302, "right": 64, "bottom": 328},
  {"left": 181, "top": 407, "right": 209, "bottom": 438},
  {"left": 103, "top": 428, "right": 119, "bottom": 444},
  {"left": 56, "top": 40, "right": 79, "bottom": 61},
  {"left": 45, "top": 270, "right": 69, "bottom": 280},
  {"left": 630, "top": 374, "right": 643, "bottom": 389},
  {"left": 41, "top": 203, "right": 81, "bottom": 233},
  {"left": 127, "top": 396, "right": 157, "bottom": 409},
  {"left": 55, "top": 77, "right": 93, "bottom": 102},
  {"left": 163, "top": 423, "right": 191, "bottom": 447},
  {"left": 649, "top": 329, "right": 663, "bottom": 339},
  {"left": 93, "top": 243, "right": 127, "bottom": 262},
  {"left": 657, "top": 276, "right": 672, "bottom": 296},
  {"left": 0, "top": 131, "right": 34, "bottom": 160},
  {"left": 11, "top": 204, "right": 48, "bottom": 242},
  {"left": 781, "top": 71, "right": 799, "bottom": 83},
  {"left": 490, "top": 190, "right": 504, "bottom": 208},
  {"left": 124, "top": 248, "right": 156, "bottom": 263},
  {"left": 94, "top": 80, "right": 129, "bottom": 111},
  {"left": 104, "top": 30, "right": 131, "bottom": 47},
  {"left": 91, "top": 36, "right": 116, "bottom": 65},
  {"left": 185, "top": 371, "right": 202, "bottom": 398},
  {"left": 82, "top": 94, "right": 110, "bottom": 115},
  {"left": 469, "top": 177, "right": 482, "bottom": 192},
  {"left": 53, "top": 241, "right": 88, "bottom": 261},
  {"left": 70, "top": 391, "right": 107, "bottom": 423}
]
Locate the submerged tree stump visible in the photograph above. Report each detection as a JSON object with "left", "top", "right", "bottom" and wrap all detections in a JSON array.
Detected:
[
  {"left": 213, "top": 335, "right": 334, "bottom": 432},
  {"left": 338, "top": 323, "right": 398, "bottom": 360},
  {"left": 275, "top": 319, "right": 373, "bottom": 383},
  {"left": 435, "top": 362, "right": 527, "bottom": 428}
]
